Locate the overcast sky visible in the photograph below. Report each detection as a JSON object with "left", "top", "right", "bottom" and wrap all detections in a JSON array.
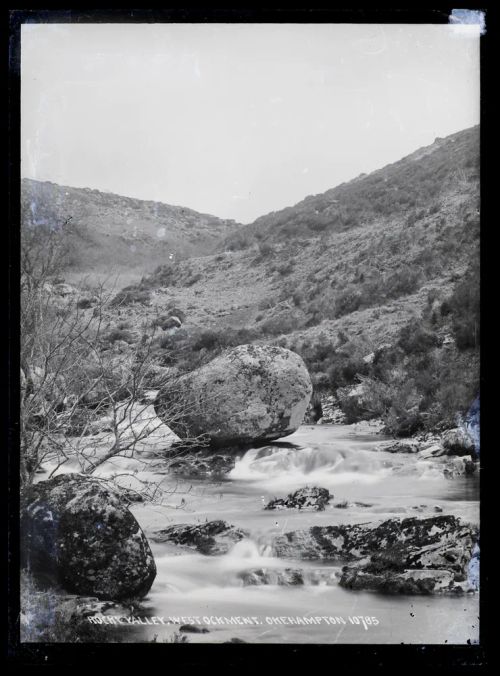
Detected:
[{"left": 21, "top": 23, "right": 480, "bottom": 223}]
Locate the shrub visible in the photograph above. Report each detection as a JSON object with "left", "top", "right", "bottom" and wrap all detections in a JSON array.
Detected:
[
  {"left": 398, "top": 321, "right": 439, "bottom": 355},
  {"left": 110, "top": 286, "right": 150, "bottom": 307},
  {"left": 76, "top": 297, "right": 93, "bottom": 309},
  {"left": 334, "top": 288, "right": 362, "bottom": 317},
  {"left": 104, "top": 327, "right": 136, "bottom": 344},
  {"left": 448, "top": 266, "right": 480, "bottom": 350},
  {"left": 258, "top": 241, "right": 274, "bottom": 257},
  {"left": 260, "top": 314, "right": 301, "bottom": 336}
]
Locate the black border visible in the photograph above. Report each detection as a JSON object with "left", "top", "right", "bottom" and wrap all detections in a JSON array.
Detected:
[{"left": 5, "top": 5, "right": 494, "bottom": 670}]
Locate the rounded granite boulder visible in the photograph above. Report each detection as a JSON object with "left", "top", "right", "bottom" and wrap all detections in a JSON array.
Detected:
[
  {"left": 154, "top": 344, "right": 313, "bottom": 448},
  {"left": 21, "top": 474, "right": 156, "bottom": 601}
]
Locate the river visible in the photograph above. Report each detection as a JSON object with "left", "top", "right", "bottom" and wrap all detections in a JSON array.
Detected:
[{"left": 126, "top": 424, "right": 479, "bottom": 644}]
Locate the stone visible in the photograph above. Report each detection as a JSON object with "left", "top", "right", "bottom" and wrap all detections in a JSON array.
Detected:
[
  {"left": 154, "top": 344, "right": 313, "bottom": 448},
  {"left": 151, "top": 520, "right": 249, "bottom": 555},
  {"left": 339, "top": 568, "right": 463, "bottom": 595},
  {"left": 419, "top": 444, "right": 445, "bottom": 458},
  {"left": 21, "top": 474, "right": 156, "bottom": 601},
  {"left": 179, "top": 624, "right": 209, "bottom": 634},
  {"left": 167, "top": 449, "right": 236, "bottom": 479},
  {"left": 442, "top": 428, "right": 476, "bottom": 456},
  {"left": 265, "top": 487, "right": 333, "bottom": 511},
  {"left": 239, "top": 568, "right": 305, "bottom": 586},
  {"left": 382, "top": 440, "right": 420, "bottom": 454},
  {"left": 273, "top": 515, "right": 478, "bottom": 574},
  {"left": 443, "top": 456, "right": 476, "bottom": 478}
]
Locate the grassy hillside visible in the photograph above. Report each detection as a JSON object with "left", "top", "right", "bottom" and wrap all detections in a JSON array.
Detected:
[
  {"left": 45, "top": 126, "right": 480, "bottom": 437},
  {"left": 21, "top": 179, "right": 241, "bottom": 278}
]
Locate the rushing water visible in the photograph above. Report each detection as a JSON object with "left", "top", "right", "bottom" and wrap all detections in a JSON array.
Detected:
[{"left": 127, "top": 424, "right": 479, "bottom": 644}]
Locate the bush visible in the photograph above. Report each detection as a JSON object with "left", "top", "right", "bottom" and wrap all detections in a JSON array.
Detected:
[
  {"left": 448, "top": 266, "right": 480, "bottom": 350},
  {"left": 398, "top": 321, "right": 439, "bottom": 355},
  {"left": 76, "top": 297, "right": 93, "bottom": 309},
  {"left": 260, "top": 314, "right": 301, "bottom": 336},
  {"left": 334, "top": 288, "right": 362, "bottom": 317},
  {"left": 258, "top": 241, "right": 274, "bottom": 257},
  {"left": 104, "top": 327, "right": 136, "bottom": 345},
  {"left": 110, "top": 286, "right": 150, "bottom": 307}
]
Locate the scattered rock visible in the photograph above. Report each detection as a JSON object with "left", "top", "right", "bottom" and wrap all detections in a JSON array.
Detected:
[
  {"left": 419, "top": 444, "right": 446, "bottom": 458},
  {"left": 442, "top": 428, "right": 476, "bottom": 456},
  {"left": 162, "top": 316, "right": 182, "bottom": 330},
  {"left": 381, "top": 440, "right": 420, "bottom": 454},
  {"left": 168, "top": 450, "right": 236, "bottom": 479},
  {"left": 239, "top": 568, "right": 305, "bottom": 586},
  {"left": 154, "top": 344, "right": 313, "bottom": 448},
  {"left": 334, "top": 500, "right": 373, "bottom": 509},
  {"left": 443, "top": 456, "right": 477, "bottom": 478},
  {"left": 303, "top": 391, "right": 323, "bottom": 423},
  {"left": 265, "top": 487, "right": 332, "bottom": 511},
  {"left": 21, "top": 474, "right": 156, "bottom": 601},
  {"left": 179, "top": 624, "right": 209, "bottom": 634},
  {"left": 151, "top": 520, "right": 249, "bottom": 555}
]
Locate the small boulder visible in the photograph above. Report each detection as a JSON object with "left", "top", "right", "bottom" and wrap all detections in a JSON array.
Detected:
[
  {"left": 419, "top": 444, "right": 446, "bottom": 458},
  {"left": 151, "top": 520, "right": 249, "bottom": 555},
  {"left": 179, "top": 624, "right": 209, "bottom": 634},
  {"left": 265, "top": 487, "right": 332, "bottom": 511},
  {"left": 239, "top": 568, "right": 304, "bottom": 586},
  {"left": 382, "top": 440, "right": 420, "bottom": 454},
  {"left": 442, "top": 428, "right": 476, "bottom": 456}
]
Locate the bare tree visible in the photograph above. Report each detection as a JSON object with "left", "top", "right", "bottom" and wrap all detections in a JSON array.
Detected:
[{"left": 20, "top": 218, "right": 207, "bottom": 494}]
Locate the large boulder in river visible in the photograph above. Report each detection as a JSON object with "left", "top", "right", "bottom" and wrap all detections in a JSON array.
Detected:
[
  {"left": 154, "top": 344, "right": 313, "bottom": 448},
  {"left": 273, "top": 515, "right": 477, "bottom": 570},
  {"left": 21, "top": 474, "right": 156, "bottom": 601}
]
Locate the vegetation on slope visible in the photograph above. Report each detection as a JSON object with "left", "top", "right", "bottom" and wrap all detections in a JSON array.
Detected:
[{"left": 28, "top": 126, "right": 480, "bottom": 439}]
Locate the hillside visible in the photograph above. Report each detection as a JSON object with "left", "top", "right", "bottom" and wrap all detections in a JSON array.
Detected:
[
  {"left": 21, "top": 179, "right": 241, "bottom": 278},
  {"left": 40, "top": 125, "right": 480, "bottom": 437},
  {"left": 219, "top": 126, "right": 479, "bottom": 251}
]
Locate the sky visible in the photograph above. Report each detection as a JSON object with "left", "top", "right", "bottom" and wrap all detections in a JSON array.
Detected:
[{"left": 21, "top": 23, "right": 480, "bottom": 224}]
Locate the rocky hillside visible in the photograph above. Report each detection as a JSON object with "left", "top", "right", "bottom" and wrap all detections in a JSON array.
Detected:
[
  {"left": 46, "top": 125, "right": 480, "bottom": 437},
  {"left": 219, "top": 126, "right": 479, "bottom": 251},
  {"left": 21, "top": 179, "right": 241, "bottom": 276}
]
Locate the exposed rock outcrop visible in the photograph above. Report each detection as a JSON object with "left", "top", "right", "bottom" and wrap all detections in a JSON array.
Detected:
[{"left": 273, "top": 515, "right": 478, "bottom": 594}]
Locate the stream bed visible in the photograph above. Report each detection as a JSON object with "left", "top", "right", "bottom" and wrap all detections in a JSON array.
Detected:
[{"left": 126, "top": 424, "right": 479, "bottom": 644}]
